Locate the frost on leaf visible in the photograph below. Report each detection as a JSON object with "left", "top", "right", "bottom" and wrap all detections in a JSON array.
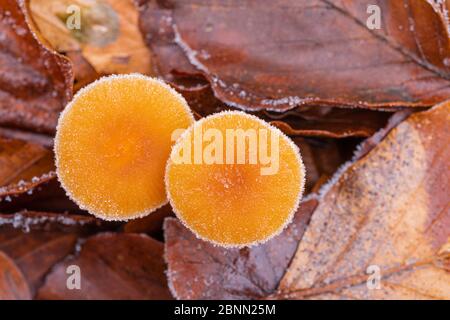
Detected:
[
  {"left": 164, "top": 199, "right": 317, "bottom": 299},
  {"left": 275, "top": 102, "right": 450, "bottom": 300},
  {"left": 150, "top": 0, "right": 450, "bottom": 111},
  {"left": 0, "top": 0, "right": 73, "bottom": 133},
  {"left": 37, "top": 233, "right": 173, "bottom": 299},
  {"left": 0, "top": 136, "right": 57, "bottom": 208},
  {"left": 0, "top": 211, "right": 101, "bottom": 295}
]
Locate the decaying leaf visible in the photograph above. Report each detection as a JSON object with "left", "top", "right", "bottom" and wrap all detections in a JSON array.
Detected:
[
  {"left": 65, "top": 50, "right": 99, "bottom": 92},
  {"left": 0, "top": 136, "right": 57, "bottom": 208},
  {"left": 136, "top": 0, "right": 199, "bottom": 79},
  {"left": 0, "top": 127, "right": 53, "bottom": 148},
  {"left": 37, "top": 233, "right": 173, "bottom": 299},
  {"left": 269, "top": 108, "right": 392, "bottom": 138},
  {"left": 30, "top": 0, "right": 154, "bottom": 75},
  {"left": 123, "top": 204, "right": 173, "bottom": 237},
  {"left": 275, "top": 101, "right": 450, "bottom": 299},
  {"left": 0, "top": 0, "right": 73, "bottom": 133},
  {"left": 0, "top": 251, "right": 31, "bottom": 300},
  {"left": 145, "top": 0, "right": 450, "bottom": 111},
  {"left": 164, "top": 199, "right": 318, "bottom": 299},
  {"left": 0, "top": 211, "right": 102, "bottom": 294},
  {"left": 137, "top": 0, "right": 423, "bottom": 140},
  {"left": 0, "top": 136, "right": 54, "bottom": 187}
]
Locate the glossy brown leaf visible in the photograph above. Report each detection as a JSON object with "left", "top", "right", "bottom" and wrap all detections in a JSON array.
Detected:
[
  {"left": 164, "top": 199, "right": 318, "bottom": 299},
  {"left": 0, "top": 251, "right": 31, "bottom": 300},
  {"left": 152, "top": 0, "right": 450, "bottom": 111},
  {"left": 0, "top": 0, "right": 73, "bottom": 133},
  {"left": 0, "top": 211, "right": 102, "bottom": 294},
  {"left": 37, "top": 233, "right": 173, "bottom": 300},
  {"left": 275, "top": 101, "right": 450, "bottom": 299}
]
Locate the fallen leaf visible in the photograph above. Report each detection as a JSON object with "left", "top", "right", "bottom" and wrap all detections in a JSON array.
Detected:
[
  {"left": 123, "top": 204, "right": 174, "bottom": 238},
  {"left": 0, "top": 136, "right": 54, "bottom": 187},
  {"left": 30, "top": 0, "right": 154, "bottom": 75},
  {"left": 269, "top": 108, "right": 392, "bottom": 138},
  {"left": 0, "top": 211, "right": 103, "bottom": 294},
  {"left": 153, "top": 0, "right": 450, "bottom": 111},
  {"left": 37, "top": 233, "right": 173, "bottom": 299},
  {"left": 0, "top": 172, "right": 57, "bottom": 209},
  {"left": 136, "top": 0, "right": 199, "bottom": 79},
  {"left": 137, "top": 0, "right": 423, "bottom": 140},
  {"left": 0, "top": 251, "right": 31, "bottom": 300},
  {"left": 0, "top": 136, "right": 58, "bottom": 210},
  {"left": 0, "top": 127, "right": 53, "bottom": 148},
  {"left": 0, "top": 0, "right": 73, "bottom": 133},
  {"left": 275, "top": 101, "right": 450, "bottom": 299},
  {"left": 164, "top": 199, "right": 318, "bottom": 299},
  {"left": 65, "top": 50, "right": 99, "bottom": 92}
]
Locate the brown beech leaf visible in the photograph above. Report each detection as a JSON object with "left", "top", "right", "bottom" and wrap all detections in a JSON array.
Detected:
[
  {"left": 0, "top": 136, "right": 58, "bottom": 210},
  {"left": 123, "top": 204, "right": 174, "bottom": 237},
  {"left": 275, "top": 101, "right": 450, "bottom": 299},
  {"left": 269, "top": 108, "right": 392, "bottom": 138},
  {"left": 0, "top": 136, "right": 54, "bottom": 187},
  {"left": 0, "top": 172, "right": 57, "bottom": 210},
  {"left": 0, "top": 177, "right": 89, "bottom": 214},
  {"left": 30, "top": 0, "right": 154, "bottom": 75},
  {"left": 138, "top": 0, "right": 396, "bottom": 139},
  {"left": 136, "top": 0, "right": 199, "bottom": 79},
  {"left": 37, "top": 233, "right": 173, "bottom": 300},
  {"left": 156, "top": 0, "right": 450, "bottom": 111},
  {"left": 0, "top": 211, "right": 102, "bottom": 294},
  {"left": 164, "top": 199, "right": 318, "bottom": 300},
  {"left": 0, "top": 0, "right": 73, "bottom": 133},
  {"left": 65, "top": 50, "right": 100, "bottom": 93},
  {"left": 0, "top": 127, "right": 53, "bottom": 148},
  {"left": 0, "top": 251, "right": 31, "bottom": 300}
]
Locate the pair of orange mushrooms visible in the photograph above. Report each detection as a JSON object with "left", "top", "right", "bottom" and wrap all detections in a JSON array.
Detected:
[{"left": 55, "top": 74, "right": 305, "bottom": 247}]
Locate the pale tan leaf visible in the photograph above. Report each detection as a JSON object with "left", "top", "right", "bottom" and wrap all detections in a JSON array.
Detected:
[
  {"left": 276, "top": 101, "right": 450, "bottom": 300},
  {"left": 30, "top": 0, "right": 153, "bottom": 75}
]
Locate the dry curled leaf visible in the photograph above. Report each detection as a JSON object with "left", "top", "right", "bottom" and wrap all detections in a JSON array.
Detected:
[
  {"left": 152, "top": 0, "right": 450, "bottom": 111},
  {"left": 275, "top": 101, "right": 450, "bottom": 299},
  {"left": 0, "top": 0, "right": 73, "bottom": 133},
  {"left": 37, "top": 233, "right": 173, "bottom": 300},
  {"left": 164, "top": 199, "right": 318, "bottom": 299},
  {"left": 0, "top": 250, "right": 31, "bottom": 300},
  {"left": 0, "top": 211, "right": 102, "bottom": 295}
]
